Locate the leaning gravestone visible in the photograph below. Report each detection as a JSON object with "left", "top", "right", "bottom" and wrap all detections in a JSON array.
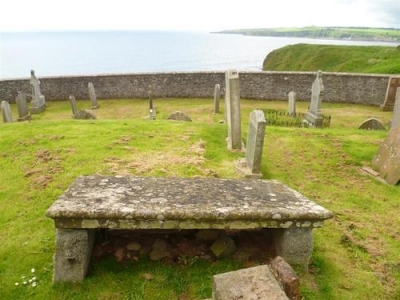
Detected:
[
  {"left": 236, "top": 110, "right": 266, "bottom": 178},
  {"left": 16, "top": 91, "right": 32, "bottom": 121},
  {"left": 288, "top": 91, "right": 296, "bottom": 116},
  {"left": 69, "top": 95, "right": 78, "bottom": 116},
  {"left": 358, "top": 118, "right": 386, "bottom": 130},
  {"left": 88, "top": 82, "right": 99, "bottom": 109},
  {"left": 225, "top": 69, "right": 242, "bottom": 150},
  {"left": 214, "top": 84, "right": 220, "bottom": 114},
  {"left": 1, "top": 101, "right": 13, "bottom": 123},
  {"left": 29, "top": 70, "right": 46, "bottom": 114},
  {"left": 380, "top": 76, "right": 400, "bottom": 111},
  {"left": 304, "top": 71, "right": 324, "bottom": 127},
  {"left": 371, "top": 126, "right": 400, "bottom": 185},
  {"left": 391, "top": 87, "right": 400, "bottom": 129}
]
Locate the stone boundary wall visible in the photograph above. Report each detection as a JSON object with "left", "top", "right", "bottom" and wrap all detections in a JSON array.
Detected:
[{"left": 0, "top": 71, "right": 391, "bottom": 106}]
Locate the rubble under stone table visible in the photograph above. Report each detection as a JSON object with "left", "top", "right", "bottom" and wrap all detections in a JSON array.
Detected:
[{"left": 46, "top": 175, "right": 333, "bottom": 282}]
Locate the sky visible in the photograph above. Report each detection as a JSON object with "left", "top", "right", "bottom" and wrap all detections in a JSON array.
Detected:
[{"left": 0, "top": 0, "right": 399, "bottom": 32}]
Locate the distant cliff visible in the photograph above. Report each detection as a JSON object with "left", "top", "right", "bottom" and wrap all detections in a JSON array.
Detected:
[
  {"left": 217, "top": 26, "right": 400, "bottom": 43},
  {"left": 262, "top": 43, "right": 400, "bottom": 74}
]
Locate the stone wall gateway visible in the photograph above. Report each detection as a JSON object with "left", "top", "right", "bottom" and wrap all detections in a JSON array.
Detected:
[{"left": 0, "top": 71, "right": 391, "bottom": 106}]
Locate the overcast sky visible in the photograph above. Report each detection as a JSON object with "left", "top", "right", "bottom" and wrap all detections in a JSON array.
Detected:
[{"left": 1, "top": 0, "right": 399, "bottom": 32}]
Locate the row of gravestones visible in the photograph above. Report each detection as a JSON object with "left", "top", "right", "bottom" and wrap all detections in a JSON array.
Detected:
[{"left": 1, "top": 70, "right": 100, "bottom": 123}]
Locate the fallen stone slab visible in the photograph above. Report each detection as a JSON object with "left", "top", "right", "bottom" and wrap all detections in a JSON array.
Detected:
[{"left": 212, "top": 265, "right": 289, "bottom": 300}]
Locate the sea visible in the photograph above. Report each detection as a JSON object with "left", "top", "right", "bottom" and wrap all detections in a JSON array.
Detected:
[{"left": 0, "top": 30, "right": 396, "bottom": 80}]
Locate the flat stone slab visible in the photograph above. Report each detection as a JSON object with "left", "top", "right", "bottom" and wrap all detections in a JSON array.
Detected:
[
  {"left": 46, "top": 175, "right": 333, "bottom": 230},
  {"left": 212, "top": 265, "right": 289, "bottom": 299}
]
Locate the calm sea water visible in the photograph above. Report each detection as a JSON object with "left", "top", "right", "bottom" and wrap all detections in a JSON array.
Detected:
[{"left": 0, "top": 31, "right": 396, "bottom": 79}]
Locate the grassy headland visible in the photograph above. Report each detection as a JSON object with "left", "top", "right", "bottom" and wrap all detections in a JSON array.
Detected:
[
  {"left": 217, "top": 26, "right": 400, "bottom": 43},
  {"left": 0, "top": 99, "right": 399, "bottom": 299},
  {"left": 262, "top": 43, "right": 400, "bottom": 74}
]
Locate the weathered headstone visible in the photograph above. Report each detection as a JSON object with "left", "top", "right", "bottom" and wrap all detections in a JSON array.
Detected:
[
  {"left": 73, "top": 110, "right": 97, "bottom": 120},
  {"left": 29, "top": 70, "right": 46, "bottom": 114},
  {"left": 69, "top": 95, "right": 78, "bottom": 116},
  {"left": 358, "top": 118, "right": 386, "bottom": 130},
  {"left": 1, "top": 101, "right": 13, "bottom": 123},
  {"left": 372, "top": 126, "right": 400, "bottom": 185},
  {"left": 391, "top": 87, "right": 400, "bottom": 129},
  {"left": 224, "top": 69, "right": 242, "bottom": 150},
  {"left": 305, "top": 71, "right": 324, "bottom": 127},
  {"left": 236, "top": 110, "right": 266, "bottom": 178},
  {"left": 167, "top": 111, "right": 192, "bottom": 122},
  {"left": 380, "top": 76, "right": 400, "bottom": 111},
  {"left": 288, "top": 91, "right": 296, "bottom": 116},
  {"left": 88, "top": 82, "right": 99, "bottom": 109},
  {"left": 16, "top": 92, "right": 31, "bottom": 121},
  {"left": 214, "top": 84, "right": 220, "bottom": 114}
]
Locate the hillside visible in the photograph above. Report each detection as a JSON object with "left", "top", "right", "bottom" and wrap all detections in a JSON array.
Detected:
[
  {"left": 262, "top": 44, "right": 400, "bottom": 74},
  {"left": 217, "top": 26, "right": 400, "bottom": 43}
]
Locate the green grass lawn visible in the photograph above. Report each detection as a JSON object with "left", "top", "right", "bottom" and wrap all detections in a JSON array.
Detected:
[{"left": 1, "top": 98, "right": 399, "bottom": 299}]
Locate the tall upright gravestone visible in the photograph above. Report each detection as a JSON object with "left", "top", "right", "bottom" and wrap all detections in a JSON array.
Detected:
[
  {"left": 225, "top": 70, "right": 242, "bottom": 150},
  {"left": 288, "top": 91, "right": 296, "bottom": 116},
  {"left": 236, "top": 110, "right": 266, "bottom": 178},
  {"left": 391, "top": 87, "right": 400, "bottom": 130},
  {"left": 1, "top": 101, "right": 13, "bottom": 123},
  {"left": 214, "top": 84, "right": 221, "bottom": 114},
  {"left": 305, "top": 71, "right": 324, "bottom": 127},
  {"left": 16, "top": 92, "right": 31, "bottom": 121},
  {"left": 29, "top": 70, "right": 46, "bottom": 114},
  {"left": 380, "top": 77, "right": 400, "bottom": 111},
  {"left": 88, "top": 82, "right": 99, "bottom": 109}
]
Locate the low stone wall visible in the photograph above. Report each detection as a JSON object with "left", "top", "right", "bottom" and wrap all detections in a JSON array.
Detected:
[{"left": 0, "top": 71, "right": 391, "bottom": 106}]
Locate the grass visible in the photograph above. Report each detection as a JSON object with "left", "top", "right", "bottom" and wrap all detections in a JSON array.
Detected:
[
  {"left": 1, "top": 98, "right": 399, "bottom": 299},
  {"left": 263, "top": 44, "right": 400, "bottom": 74}
]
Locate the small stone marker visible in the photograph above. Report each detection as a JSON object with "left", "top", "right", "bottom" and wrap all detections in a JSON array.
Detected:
[
  {"left": 69, "top": 95, "right": 78, "bottom": 116},
  {"left": 391, "top": 87, "right": 400, "bottom": 129},
  {"left": 213, "top": 265, "right": 289, "bottom": 300},
  {"left": 380, "top": 76, "right": 400, "bottom": 111},
  {"left": 288, "top": 91, "right": 296, "bottom": 116},
  {"left": 88, "top": 82, "right": 99, "bottom": 109},
  {"left": 236, "top": 110, "right": 266, "bottom": 178},
  {"left": 1, "top": 101, "right": 13, "bottom": 123},
  {"left": 16, "top": 91, "right": 31, "bottom": 121},
  {"left": 214, "top": 83, "right": 220, "bottom": 114},
  {"left": 73, "top": 110, "right": 96, "bottom": 120},
  {"left": 358, "top": 118, "right": 386, "bottom": 130},
  {"left": 225, "top": 69, "right": 242, "bottom": 150},
  {"left": 305, "top": 71, "right": 324, "bottom": 127},
  {"left": 29, "top": 70, "right": 46, "bottom": 114},
  {"left": 372, "top": 126, "right": 400, "bottom": 185}
]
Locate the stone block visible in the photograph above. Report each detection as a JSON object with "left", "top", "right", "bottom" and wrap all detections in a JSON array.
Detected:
[
  {"left": 210, "top": 236, "right": 236, "bottom": 258},
  {"left": 273, "top": 228, "right": 313, "bottom": 270},
  {"left": 53, "top": 229, "right": 95, "bottom": 282},
  {"left": 270, "top": 256, "right": 301, "bottom": 300},
  {"left": 213, "top": 265, "right": 289, "bottom": 300}
]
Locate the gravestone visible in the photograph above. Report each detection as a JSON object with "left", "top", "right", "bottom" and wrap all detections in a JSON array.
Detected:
[
  {"left": 69, "top": 95, "right": 78, "bottom": 116},
  {"left": 168, "top": 111, "right": 192, "bottom": 122},
  {"left": 380, "top": 77, "right": 400, "bottom": 111},
  {"left": 304, "top": 71, "right": 324, "bottom": 127},
  {"left": 1, "top": 101, "right": 13, "bottom": 123},
  {"left": 73, "top": 110, "right": 96, "bottom": 120},
  {"left": 236, "top": 110, "right": 266, "bottom": 178},
  {"left": 224, "top": 69, "right": 242, "bottom": 150},
  {"left": 358, "top": 118, "right": 386, "bottom": 130},
  {"left": 148, "top": 84, "right": 155, "bottom": 120},
  {"left": 391, "top": 87, "right": 400, "bottom": 129},
  {"left": 214, "top": 84, "right": 220, "bottom": 114},
  {"left": 372, "top": 126, "right": 400, "bottom": 185},
  {"left": 288, "top": 91, "right": 296, "bottom": 116},
  {"left": 29, "top": 70, "right": 46, "bottom": 114},
  {"left": 88, "top": 82, "right": 99, "bottom": 109},
  {"left": 16, "top": 92, "right": 31, "bottom": 121}
]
